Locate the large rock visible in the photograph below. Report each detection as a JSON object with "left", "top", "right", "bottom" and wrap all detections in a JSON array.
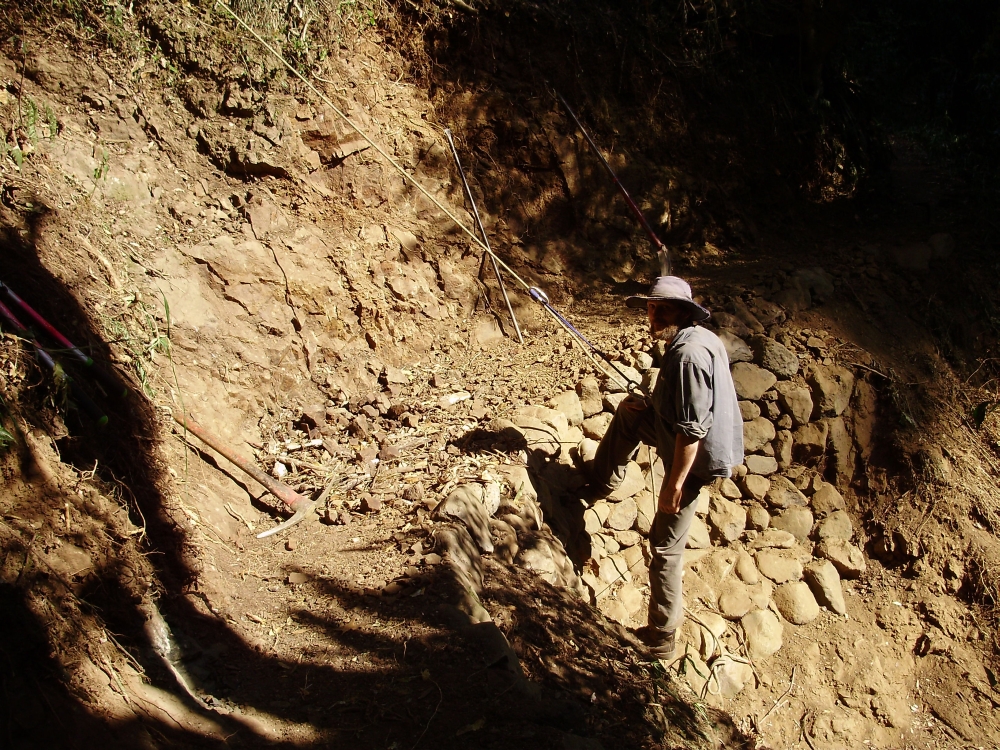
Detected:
[
  {"left": 577, "top": 437, "right": 599, "bottom": 465},
  {"left": 635, "top": 490, "right": 655, "bottom": 535},
  {"left": 770, "top": 506, "right": 814, "bottom": 544},
  {"left": 765, "top": 475, "right": 808, "bottom": 510},
  {"left": 814, "top": 510, "right": 853, "bottom": 541},
  {"left": 604, "top": 365, "right": 642, "bottom": 394},
  {"left": 691, "top": 611, "right": 728, "bottom": 660},
  {"left": 714, "top": 311, "right": 752, "bottom": 338},
  {"left": 548, "top": 390, "right": 584, "bottom": 426},
  {"left": 719, "top": 331, "right": 753, "bottom": 363},
  {"left": 747, "top": 502, "right": 770, "bottom": 531},
  {"left": 811, "top": 482, "right": 847, "bottom": 515},
  {"left": 607, "top": 498, "right": 638, "bottom": 531},
  {"left": 731, "top": 363, "right": 777, "bottom": 401},
  {"left": 743, "top": 417, "right": 777, "bottom": 453},
  {"left": 719, "top": 478, "right": 742, "bottom": 499},
  {"left": 582, "top": 412, "right": 613, "bottom": 440},
  {"left": 751, "top": 337, "right": 799, "bottom": 379},
  {"left": 774, "top": 581, "right": 820, "bottom": 624},
  {"left": 774, "top": 430, "right": 793, "bottom": 469},
  {"left": 755, "top": 551, "right": 803, "bottom": 583},
  {"left": 815, "top": 539, "right": 866, "bottom": 578},
  {"left": 733, "top": 298, "right": 766, "bottom": 333},
  {"left": 825, "top": 416, "right": 855, "bottom": 486},
  {"left": 792, "top": 421, "right": 829, "bottom": 462},
  {"left": 741, "top": 609, "right": 783, "bottom": 659},
  {"left": 750, "top": 529, "right": 797, "bottom": 549},
  {"left": 610, "top": 462, "right": 646, "bottom": 500},
  {"left": 577, "top": 376, "right": 604, "bottom": 418},
  {"left": 515, "top": 530, "right": 580, "bottom": 589},
  {"left": 804, "top": 559, "right": 847, "bottom": 614},
  {"left": 736, "top": 551, "right": 760, "bottom": 584},
  {"left": 687, "top": 516, "right": 712, "bottom": 549},
  {"left": 745, "top": 455, "right": 778, "bottom": 476},
  {"left": 808, "top": 364, "right": 855, "bottom": 418},
  {"left": 433, "top": 484, "right": 494, "bottom": 553},
  {"left": 708, "top": 495, "right": 747, "bottom": 543},
  {"left": 774, "top": 381, "right": 814, "bottom": 426},
  {"left": 718, "top": 579, "right": 754, "bottom": 620},
  {"left": 742, "top": 474, "right": 770, "bottom": 501}
]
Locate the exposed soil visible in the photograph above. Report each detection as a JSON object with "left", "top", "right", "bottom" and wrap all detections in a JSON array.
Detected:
[{"left": 1, "top": 3, "right": 999, "bottom": 750}]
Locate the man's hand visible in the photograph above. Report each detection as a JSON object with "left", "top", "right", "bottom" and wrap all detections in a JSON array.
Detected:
[
  {"left": 621, "top": 393, "right": 648, "bottom": 412},
  {"left": 658, "top": 482, "right": 684, "bottom": 515},
  {"left": 658, "top": 433, "right": 700, "bottom": 515}
]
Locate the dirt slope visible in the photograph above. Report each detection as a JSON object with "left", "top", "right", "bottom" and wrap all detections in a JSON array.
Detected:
[{"left": 1, "top": 3, "right": 999, "bottom": 749}]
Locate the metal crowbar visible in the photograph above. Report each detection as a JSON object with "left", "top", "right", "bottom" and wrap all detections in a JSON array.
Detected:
[{"left": 171, "top": 410, "right": 319, "bottom": 538}]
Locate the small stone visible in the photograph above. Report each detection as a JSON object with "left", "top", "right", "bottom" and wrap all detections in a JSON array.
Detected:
[
  {"left": 770, "top": 506, "right": 814, "bottom": 543},
  {"left": 738, "top": 400, "right": 761, "bottom": 421},
  {"left": 692, "top": 611, "right": 728, "bottom": 660},
  {"left": 360, "top": 494, "right": 382, "bottom": 513},
  {"left": 349, "top": 415, "right": 371, "bottom": 439},
  {"left": 774, "top": 430, "right": 793, "bottom": 469},
  {"left": 745, "top": 455, "right": 779, "bottom": 476},
  {"left": 815, "top": 510, "right": 853, "bottom": 541},
  {"left": 635, "top": 491, "right": 655, "bottom": 534},
  {"left": 804, "top": 559, "right": 847, "bottom": 614},
  {"left": 719, "top": 477, "right": 742, "bottom": 499},
  {"left": 338, "top": 510, "right": 353, "bottom": 525},
  {"left": 285, "top": 538, "right": 297, "bottom": 551},
  {"left": 766, "top": 475, "right": 808, "bottom": 510},
  {"left": 810, "top": 482, "right": 847, "bottom": 515},
  {"left": 403, "top": 483, "right": 425, "bottom": 502},
  {"left": 731, "top": 363, "right": 778, "bottom": 401},
  {"left": 749, "top": 529, "right": 797, "bottom": 549},
  {"left": 755, "top": 551, "right": 803, "bottom": 583},
  {"left": 708, "top": 495, "right": 747, "bottom": 543},
  {"left": 583, "top": 508, "right": 603, "bottom": 535},
  {"left": 747, "top": 502, "right": 770, "bottom": 531},
  {"left": 382, "top": 581, "right": 404, "bottom": 596},
  {"left": 592, "top": 501, "right": 612, "bottom": 526},
  {"left": 607, "top": 498, "right": 638, "bottom": 531},
  {"left": 736, "top": 551, "right": 759, "bottom": 584},
  {"left": 774, "top": 581, "right": 820, "bottom": 624},
  {"left": 577, "top": 437, "right": 599, "bottom": 465},
  {"left": 696, "top": 486, "right": 712, "bottom": 514},
  {"left": 402, "top": 413, "right": 419, "bottom": 428},
  {"left": 741, "top": 609, "right": 783, "bottom": 659},
  {"left": 776, "top": 414, "right": 793, "bottom": 429},
  {"left": 687, "top": 516, "right": 711, "bottom": 549},
  {"left": 742, "top": 474, "right": 770, "bottom": 501},
  {"left": 424, "top": 553, "right": 442, "bottom": 565}
]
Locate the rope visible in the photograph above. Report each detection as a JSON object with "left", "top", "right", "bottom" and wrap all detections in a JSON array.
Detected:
[{"left": 211, "top": 0, "right": 640, "bottom": 391}]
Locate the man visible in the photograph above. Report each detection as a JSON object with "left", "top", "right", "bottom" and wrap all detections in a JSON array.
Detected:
[{"left": 589, "top": 276, "right": 743, "bottom": 658}]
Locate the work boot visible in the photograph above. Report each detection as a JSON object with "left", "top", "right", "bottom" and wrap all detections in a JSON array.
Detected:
[{"left": 634, "top": 626, "right": 677, "bottom": 660}]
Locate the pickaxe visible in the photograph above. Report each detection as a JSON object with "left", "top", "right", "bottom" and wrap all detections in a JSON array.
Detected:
[{"left": 171, "top": 410, "right": 319, "bottom": 538}]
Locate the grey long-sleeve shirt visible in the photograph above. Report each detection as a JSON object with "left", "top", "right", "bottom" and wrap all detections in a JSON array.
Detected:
[{"left": 650, "top": 325, "right": 744, "bottom": 480}]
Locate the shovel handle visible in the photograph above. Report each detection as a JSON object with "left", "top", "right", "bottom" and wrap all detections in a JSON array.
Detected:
[{"left": 171, "top": 410, "right": 308, "bottom": 511}]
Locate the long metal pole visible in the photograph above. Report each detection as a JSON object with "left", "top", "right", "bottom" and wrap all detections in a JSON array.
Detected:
[
  {"left": 556, "top": 91, "right": 671, "bottom": 276},
  {"left": 443, "top": 129, "right": 524, "bottom": 344}
]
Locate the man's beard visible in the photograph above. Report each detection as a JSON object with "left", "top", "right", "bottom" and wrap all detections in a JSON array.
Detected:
[{"left": 651, "top": 323, "right": 681, "bottom": 343}]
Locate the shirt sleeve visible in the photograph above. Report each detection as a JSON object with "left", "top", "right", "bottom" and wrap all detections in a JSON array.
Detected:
[{"left": 674, "top": 361, "right": 714, "bottom": 439}]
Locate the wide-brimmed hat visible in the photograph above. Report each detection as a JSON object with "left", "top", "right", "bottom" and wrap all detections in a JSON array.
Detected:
[{"left": 624, "top": 276, "right": 711, "bottom": 321}]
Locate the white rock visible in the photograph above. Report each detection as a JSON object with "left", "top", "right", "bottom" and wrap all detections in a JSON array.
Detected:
[
  {"left": 719, "top": 477, "right": 742, "bottom": 499},
  {"left": 686, "top": 516, "right": 712, "bottom": 549},
  {"left": 736, "top": 551, "right": 760, "bottom": 584},
  {"left": 765, "top": 475, "right": 808, "bottom": 510},
  {"left": 750, "top": 529, "right": 797, "bottom": 549},
  {"left": 804, "top": 559, "right": 846, "bottom": 614},
  {"left": 610, "top": 462, "right": 646, "bottom": 500},
  {"left": 741, "top": 609, "right": 783, "bottom": 659},
  {"left": 581, "top": 412, "right": 613, "bottom": 440},
  {"left": 607, "top": 498, "right": 638, "bottom": 531},
  {"left": 774, "top": 581, "right": 820, "bottom": 624},
  {"left": 731, "top": 363, "right": 778, "bottom": 401},
  {"left": 745, "top": 455, "right": 779, "bottom": 476},
  {"left": 815, "top": 510, "right": 853, "bottom": 541},
  {"left": 742, "top": 474, "right": 770, "bottom": 501},
  {"left": 708, "top": 495, "right": 747, "bottom": 543},
  {"left": 815, "top": 539, "right": 866, "bottom": 577},
  {"left": 743, "top": 416, "right": 777, "bottom": 453},
  {"left": 770, "top": 506, "right": 814, "bottom": 543},
  {"left": 810, "top": 481, "right": 846, "bottom": 515},
  {"left": 755, "top": 551, "right": 803, "bottom": 583}
]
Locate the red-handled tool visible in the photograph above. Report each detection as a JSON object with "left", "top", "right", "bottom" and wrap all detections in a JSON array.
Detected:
[{"left": 171, "top": 410, "right": 318, "bottom": 538}]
